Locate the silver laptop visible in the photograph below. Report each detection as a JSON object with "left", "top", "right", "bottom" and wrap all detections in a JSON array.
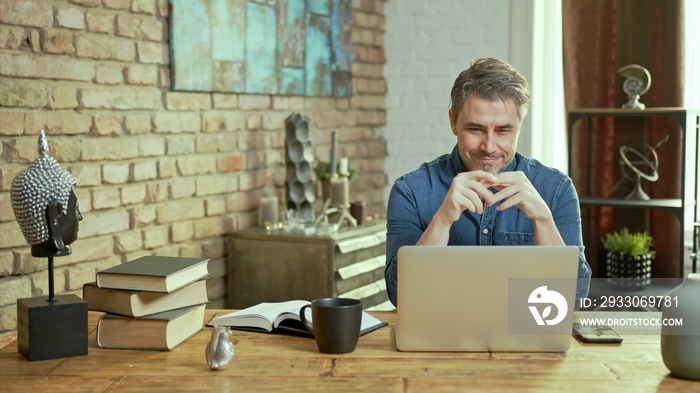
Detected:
[{"left": 395, "top": 246, "right": 579, "bottom": 352}]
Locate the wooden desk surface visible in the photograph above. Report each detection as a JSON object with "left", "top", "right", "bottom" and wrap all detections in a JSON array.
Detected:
[{"left": 0, "top": 310, "right": 696, "bottom": 392}]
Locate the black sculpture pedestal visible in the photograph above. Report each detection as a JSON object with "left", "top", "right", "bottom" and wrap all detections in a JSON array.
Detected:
[{"left": 17, "top": 294, "right": 88, "bottom": 361}]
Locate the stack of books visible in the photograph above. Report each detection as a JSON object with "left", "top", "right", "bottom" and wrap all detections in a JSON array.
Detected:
[{"left": 83, "top": 255, "right": 210, "bottom": 351}]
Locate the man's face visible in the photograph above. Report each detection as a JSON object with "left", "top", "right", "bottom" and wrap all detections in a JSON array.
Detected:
[{"left": 449, "top": 95, "right": 520, "bottom": 174}]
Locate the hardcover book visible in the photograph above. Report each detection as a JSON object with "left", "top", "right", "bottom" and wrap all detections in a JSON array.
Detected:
[
  {"left": 208, "top": 300, "right": 388, "bottom": 337},
  {"left": 96, "top": 304, "right": 206, "bottom": 351},
  {"left": 96, "top": 255, "right": 209, "bottom": 292},
  {"left": 83, "top": 279, "right": 209, "bottom": 317}
]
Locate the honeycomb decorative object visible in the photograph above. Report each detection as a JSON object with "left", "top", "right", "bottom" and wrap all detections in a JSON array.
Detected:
[{"left": 284, "top": 113, "right": 315, "bottom": 222}]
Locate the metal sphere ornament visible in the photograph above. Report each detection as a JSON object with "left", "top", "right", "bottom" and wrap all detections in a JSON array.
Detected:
[
  {"left": 618, "top": 64, "right": 651, "bottom": 110},
  {"left": 617, "top": 135, "right": 668, "bottom": 200}
]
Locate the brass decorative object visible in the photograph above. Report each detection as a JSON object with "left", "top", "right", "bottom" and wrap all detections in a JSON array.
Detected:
[{"left": 618, "top": 64, "right": 651, "bottom": 110}]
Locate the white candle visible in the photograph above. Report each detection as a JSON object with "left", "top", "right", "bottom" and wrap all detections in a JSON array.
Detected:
[
  {"left": 330, "top": 176, "right": 349, "bottom": 207},
  {"left": 329, "top": 130, "right": 337, "bottom": 176},
  {"left": 258, "top": 196, "right": 279, "bottom": 227},
  {"left": 339, "top": 157, "right": 348, "bottom": 176}
]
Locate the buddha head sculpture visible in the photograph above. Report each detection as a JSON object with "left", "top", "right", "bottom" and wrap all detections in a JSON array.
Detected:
[{"left": 10, "top": 130, "right": 82, "bottom": 258}]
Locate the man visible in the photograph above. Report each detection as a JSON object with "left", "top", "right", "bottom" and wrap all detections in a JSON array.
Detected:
[{"left": 384, "top": 58, "right": 591, "bottom": 306}]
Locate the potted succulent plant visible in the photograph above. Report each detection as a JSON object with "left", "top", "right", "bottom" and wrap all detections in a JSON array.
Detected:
[{"left": 602, "top": 228, "right": 655, "bottom": 290}]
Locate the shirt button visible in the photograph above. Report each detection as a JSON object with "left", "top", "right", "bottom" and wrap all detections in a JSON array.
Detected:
[{"left": 483, "top": 228, "right": 489, "bottom": 234}]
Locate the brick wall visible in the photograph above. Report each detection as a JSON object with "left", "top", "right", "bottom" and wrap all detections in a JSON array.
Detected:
[
  {"left": 0, "top": 0, "right": 387, "bottom": 345},
  {"left": 383, "top": 0, "right": 510, "bottom": 201}
]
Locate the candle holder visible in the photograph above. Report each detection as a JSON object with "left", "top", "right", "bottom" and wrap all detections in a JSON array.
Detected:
[{"left": 314, "top": 174, "right": 357, "bottom": 229}]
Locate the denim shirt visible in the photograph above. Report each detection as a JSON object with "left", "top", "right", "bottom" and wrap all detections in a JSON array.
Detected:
[{"left": 385, "top": 145, "right": 591, "bottom": 306}]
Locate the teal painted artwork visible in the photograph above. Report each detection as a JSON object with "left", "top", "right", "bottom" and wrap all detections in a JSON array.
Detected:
[{"left": 169, "top": 0, "right": 352, "bottom": 97}]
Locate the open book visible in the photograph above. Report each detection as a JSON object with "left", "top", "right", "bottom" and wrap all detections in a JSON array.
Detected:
[{"left": 208, "top": 300, "right": 388, "bottom": 337}]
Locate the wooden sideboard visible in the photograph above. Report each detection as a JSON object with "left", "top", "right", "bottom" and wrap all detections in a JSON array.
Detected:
[{"left": 226, "top": 219, "right": 390, "bottom": 310}]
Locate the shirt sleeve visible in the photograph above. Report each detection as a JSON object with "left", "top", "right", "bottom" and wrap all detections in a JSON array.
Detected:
[
  {"left": 384, "top": 178, "right": 425, "bottom": 307},
  {"left": 551, "top": 176, "right": 591, "bottom": 305}
]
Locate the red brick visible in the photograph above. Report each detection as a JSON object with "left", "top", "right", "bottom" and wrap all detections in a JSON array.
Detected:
[
  {"left": 305, "top": 97, "right": 336, "bottom": 110},
  {"left": 145, "top": 182, "right": 168, "bottom": 202},
  {"left": 157, "top": 158, "right": 176, "bottom": 179},
  {"left": 0, "top": 76, "right": 47, "bottom": 108},
  {"left": 81, "top": 137, "right": 139, "bottom": 160},
  {"left": 166, "top": 92, "right": 211, "bottom": 111},
  {"left": 0, "top": 221, "right": 28, "bottom": 249},
  {"left": 154, "top": 113, "right": 201, "bottom": 133},
  {"left": 51, "top": 85, "right": 78, "bottom": 109},
  {"left": 202, "top": 111, "right": 244, "bottom": 133},
  {"left": 156, "top": 199, "right": 205, "bottom": 224},
  {"left": 137, "top": 41, "right": 166, "bottom": 64},
  {"left": 69, "top": 0, "right": 101, "bottom": 6},
  {"left": 95, "top": 63, "right": 124, "bottom": 85},
  {"left": 125, "top": 114, "right": 152, "bottom": 134},
  {"left": 212, "top": 94, "right": 238, "bottom": 109},
  {"left": 68, "top": 163, "right": 102, "bottom": 186},
  {"left": 169, "top": 177, "right": 195, "bottom": 199},
  {"left": 102, "top": 163, "right": 129, "bottom": 185},
  {"left": 56, "top": 6, "right": 86, "bottom": 30},
  {"left": 131, "top": 205, "right": 156, "bottom": 228},
  {"left": 165, "top": 135, "right": 195, "bottom": 155},
  {"left": 157, "top": 0, "right": 168, "bottom": 16},
  {"left": 143, "top": 225, "right": 169, "bottom": 249},
  {"left": 130, "top": 160, "right": 157, "bottom": 181},
  {"left": 92, "top": 188, "right": 121, "bottom": 209},
  {"left": 261, "top": 112, "right": 289, "bottom": 130},
  {"left": 0, "top": 0, "right": 53, "bottom": 28},
  {"left": 125, "top": 64, "right": 158, "bottom": 86},
  {"left": 114, "top": 230, "right": 143, "bottom": 253},
  {"left": 0, "top": 251, "right": 13, "bottom": 276},
  {"left": 132, "top": 0, "right": 157, "bottom": 14},
  {"left": 0, "top": 111, "right": 25, "bottom": 135},
  {"left": 138, "top": 135, "right": 165, "bottom": 156},
  {"left": 103, "top": 0, "right": 131, "bottom": 10},
  {"left": 26, "top": 111, "right": 92, "bottom": 135},
  {"left": 85, "top": 10, "right": 115, "bottom": 34},
  {"left": 1, "top": 53, "right": 94, "bottom": 82},
  {"left": 92, "top": 113, "right": 123, "bottom": 136},
  {"left": 43, "top": 30, "right": 75, "bottom": 54},
  {"left": 121, "top": 183, "right": 147, "bottom": 205},
  {"left": 195, "top": 134, "right": 220, "bottom": 153},
  {"left": 195, "top": 175, "right": 237, "bottom": 196},
  {"left": 239, "top": 95, "right": 271, "bottom": 110},
  {"left": 205, "top": 196, "right": 227, "bottom": 216},
  {"left": 81, "top": 88, "right": 161, "bottom": 110},
  {"left": 177, "top": 156, "right": 217, "bottom": 176},
  {"left": 0, "top": 25, "right": 25, "bottom": 49},
  {"left": 217, "top": 154, "right": 245, "bottom": 172},
  {"left": 194, "top": 216, "right": 225, "bottom": 239},
  {"left": 76, "top": 34, "right": 134, "bottom": 62},
  {"left": 116, "top": 14, "right": 163, "bottom": 42},
  {"left": 171, "top": 221, "right": 194, "bottom": 242}
]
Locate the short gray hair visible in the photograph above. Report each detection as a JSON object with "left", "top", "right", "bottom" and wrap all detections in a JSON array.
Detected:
[{"left": 449, "top": 58, "right": 531, "bottom": 124}]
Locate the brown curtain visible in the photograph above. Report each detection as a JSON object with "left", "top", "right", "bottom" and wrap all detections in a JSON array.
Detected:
[{"left": 562, "top": 0, "right": 684, "bottom": 278}]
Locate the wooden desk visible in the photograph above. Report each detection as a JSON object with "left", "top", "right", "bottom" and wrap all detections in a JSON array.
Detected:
[{"left": 0, "top": 311, "right": 696, "bottom": 392}]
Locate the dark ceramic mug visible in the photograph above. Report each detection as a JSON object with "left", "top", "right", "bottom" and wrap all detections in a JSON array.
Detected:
[{"left": 300, "top": 297, "right": 362, "bottom": 354}]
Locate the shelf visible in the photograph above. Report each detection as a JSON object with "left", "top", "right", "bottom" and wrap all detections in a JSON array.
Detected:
[
  {"left": 569, "top": 107, "right": 696, "bottom": 116},
  {"left": 579, "top": 197, "right": 682, "bottom": 209},
  {"left": 568, "top": 107, "right": 699, "bottom": 277}
]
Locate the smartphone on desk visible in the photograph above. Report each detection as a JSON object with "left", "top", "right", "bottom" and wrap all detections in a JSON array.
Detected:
[{"left": 573, "top": 323, "right": 623, "bottom": 344}]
